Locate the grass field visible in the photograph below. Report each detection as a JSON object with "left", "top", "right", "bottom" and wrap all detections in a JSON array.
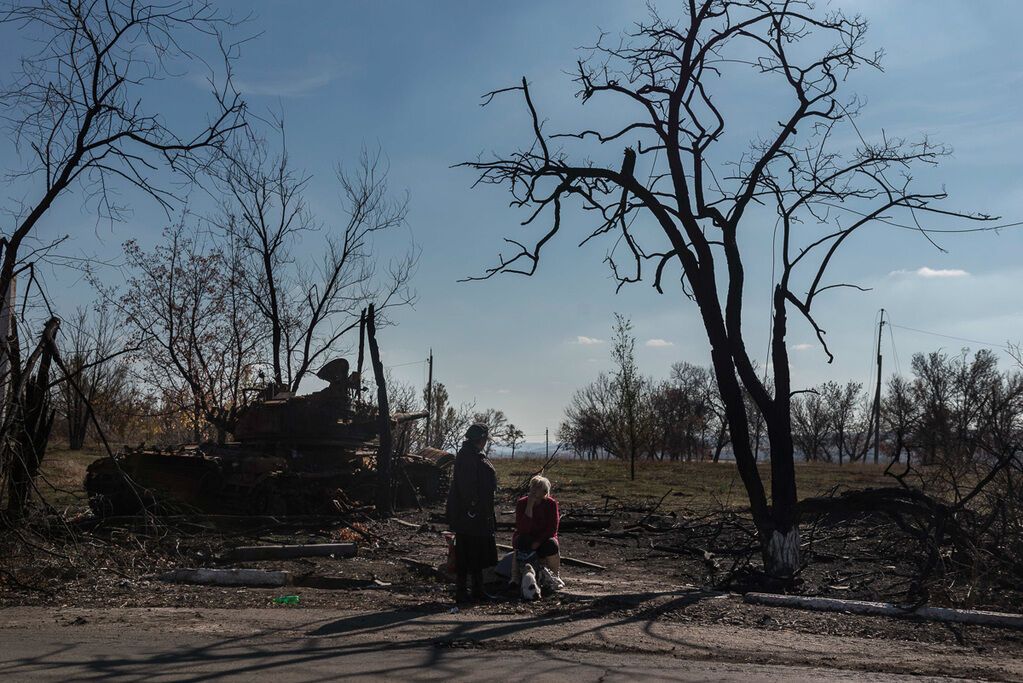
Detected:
[
  {"left": 37, "top": 446, "right": 896, "bottom": 515},
  {"left": 35, "top": 446, "right": 105, "bottom": 512},
  {"left": 493, "top": 457, "right": 895, "bottom": 511}
]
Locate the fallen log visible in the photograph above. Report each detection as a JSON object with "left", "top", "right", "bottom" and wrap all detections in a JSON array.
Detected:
[
  {"left": 160, "top": 568, "right": 290, "bottom": 587},
  {"left": 496, "top": 543, "right": 606, "bottom": 571},
  {"left": 223, "top": 543, "right": 358, "bottom": 562},
  {"left": 293, "top": 575, "right": 390, "bottom": 590},
  {"left": 745, "top": 592, "right": 1023, "bottom": 630}
]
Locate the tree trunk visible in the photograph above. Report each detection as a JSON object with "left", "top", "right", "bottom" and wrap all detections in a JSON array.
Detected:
[
  {"left": 67, "top": 400, "right": 89, "bottom": 450},
  {"left": 367, "top": 305, "right": 392, "bottom": 517},
  {"left": 758, "top": 286, "right": 801, "bottom": 578},
  {"left": 5, "top": 318, "right": 59, "bottom": 520}
]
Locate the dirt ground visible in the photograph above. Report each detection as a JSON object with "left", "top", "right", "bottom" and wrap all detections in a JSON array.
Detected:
[
  {"left": 3, "top": 453, "right": 1023, "bottom": 679},
  {"left": 4, "top": 605, "right": 1021, "bottom": 681}
]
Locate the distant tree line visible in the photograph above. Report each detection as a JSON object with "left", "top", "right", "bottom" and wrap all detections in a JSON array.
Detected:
[
  {"left": 387, "top": 376, "right": 525, "bottom": 456},
  {"left": 559, "top": 316, "right": 1023, "bottom": 476}
]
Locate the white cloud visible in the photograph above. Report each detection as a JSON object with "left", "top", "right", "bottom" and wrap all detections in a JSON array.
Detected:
[
  {"left": 890, "top": 266, "right": 970, "bottom": 279},
  {"left": 235, "top": 69, "right": 336, "bottom": 98},
  {"left": 645, "top": 338, "right": 675, "bottom": 348},
  {"left": 496, "top": 389, "right": 511, "bottom": 395},
  {"left": 792, "top": 343, "right": 813, "bottom": 352},
  {"left": 574, "top": 336, "right": 604, "bottom": 345}
]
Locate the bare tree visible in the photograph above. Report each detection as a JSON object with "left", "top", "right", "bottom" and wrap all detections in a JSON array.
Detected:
[
  {"left": 422, "top": 382, "right": 476, "bottom": 452},
  {"left": 215, "top": 127, "right": 416, "bottom": 394},
  {"left": 822, "top": 381, "right": 867, "bottom": 465},
  {"left": 881, "top": 374, "right": 918, "bottom": 464},
  {"left": 0, "top": 0, "right": 243, "bottom": 516},
  {"left": 503, "top": 423, "right": 525, "bottom": 458},
  {"left": 560, "top": 373, "right": 616, "bottom": 461},
  {"left": 56, "top": 307, "right": 131, "bottom": 450},
  {"left": 651, "top": 362, "right": 718, "bottom": 461},
  {"left": 462, "top": 2, "right": 990, "bottom": 576},
  {"left": 116, "top": 223, "right": 260, "bottom": 442},
  {"left": 791, "top": 389, "right": 831, "bottom": 463},
  {"left": 472, "top": 408, "right": 508, "bottom": 453}
]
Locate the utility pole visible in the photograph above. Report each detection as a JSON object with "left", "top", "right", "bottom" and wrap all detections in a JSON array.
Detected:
[
  {"left": 545, "top": 428, "right": 549, "bottom": 458},
  {"left": 871, "top": 309, "right": 886, "bottom": 464},
  {"left": 425, "top": 349, "right": 433, "bottom": 448}
]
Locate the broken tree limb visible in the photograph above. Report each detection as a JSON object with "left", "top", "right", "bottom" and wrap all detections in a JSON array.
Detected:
[
  {"left": 628, "top": 488, "right": 674, "bottom": 530},
  {"left": 159, "top": 568, "right": 291, "bottom": 587},
  {"left": 223, "top": 543, "right": 358, "bottom": 562},
  {"left": 496, "top": 543, "right": 606, "bottom": 571},
  {"left": 366, "top": 304, "right": 393, "bottom": 517},
  {"left": 390, "top": 518, "right": 423, "bottom": 530},
  {"left": 293, "top": 574, "right": 389, "bottom": 590},
  {"left": 745, "top": 592, "right": 1023, "bottom": 630}
]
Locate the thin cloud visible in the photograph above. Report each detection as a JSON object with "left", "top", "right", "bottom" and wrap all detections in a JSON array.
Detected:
[
  {"left": 496, "top": 389, "right": 511, "bottom": 395},
  {"left": 792, "top": 343, "right": 813, "bottom": 351},
  {"left": 235, "top": 69, "right": 337, "bottom": 98},
  {"left": 574, "top": 336, "right": 604, "bottom": 345},
  {"left": 890, "top": 266, "right": 970, "bottom": 279},
  {"left": 645, "top": 338, "right": 675, "bottom": 348}
]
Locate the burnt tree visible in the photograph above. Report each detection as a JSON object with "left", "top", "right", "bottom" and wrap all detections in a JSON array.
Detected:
[
  {"left": 366, "top": 304, "right": 392, "bottom": 516},
  {"left": 0, "top": 0, "right": 243, "bottom": 515},
  {"left": 463, "top": 1, "right": 990, "bottom": 576}
]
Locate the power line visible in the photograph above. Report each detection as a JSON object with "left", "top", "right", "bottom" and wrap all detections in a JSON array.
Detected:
[
  {"left": 887, "top": 321, "right": 902, "bottom": 376},
  {"left": 386, "top": 359, "right": 428, "bottom": 369},
  {"left": 888, "top": 323, "right": 1013, "bottom": 351}
]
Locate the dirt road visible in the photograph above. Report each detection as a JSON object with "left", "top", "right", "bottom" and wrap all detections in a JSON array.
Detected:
[{"left": 2, "top": 605, "right": 1018, "bottom": 682}]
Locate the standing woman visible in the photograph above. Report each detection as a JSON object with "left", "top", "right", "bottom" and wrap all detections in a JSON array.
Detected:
[{"left": 446, "top": 423, "right": 498, "bottom": 603}]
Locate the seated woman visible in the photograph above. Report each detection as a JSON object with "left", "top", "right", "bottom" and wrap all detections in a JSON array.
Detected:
[{"left": 513, "top": 475, "right": 560, "bottom": 578}]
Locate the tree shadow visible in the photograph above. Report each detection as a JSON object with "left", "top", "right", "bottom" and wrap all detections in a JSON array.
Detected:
[{"left": 4, "top": 588, "right": 730, "bottom": 681}]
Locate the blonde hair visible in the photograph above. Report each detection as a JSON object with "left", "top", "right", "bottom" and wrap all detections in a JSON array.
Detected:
[{"left": 529, "top": 474, "right": 551, "bottom": 496}]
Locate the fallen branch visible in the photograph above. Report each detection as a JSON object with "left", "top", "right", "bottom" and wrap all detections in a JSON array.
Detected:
[
  {"left": 293, "top": 574, "right": 390, "bottom": 590},
  {"left": 628, "top": 488, "right": 673, "bottom": 529},
  {"left": 745, "top": 592, "right": 1023, "bottom": 630},
  {"left": 390, "top": 518, "right": 423, "bottom": 530},
  {"left": 496, "top": 542, "right": 605, "bottom": 571}
]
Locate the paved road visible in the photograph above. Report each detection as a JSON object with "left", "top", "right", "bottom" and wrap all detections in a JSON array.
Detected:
[
  {"left": 1, "top": 631, "right": 949, "bottom": 682},
  {"left": 0, "top": 607, "right": 998, "bottom": 682}
]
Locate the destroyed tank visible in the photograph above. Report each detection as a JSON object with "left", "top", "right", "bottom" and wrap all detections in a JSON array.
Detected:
[{"left": 85, "top": 358, "right": 441, "bottom": 516}]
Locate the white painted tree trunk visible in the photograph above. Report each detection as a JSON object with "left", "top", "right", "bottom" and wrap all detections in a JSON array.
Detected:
[{"left": 764, "top": 526, "right": 801, "bottom": 578}]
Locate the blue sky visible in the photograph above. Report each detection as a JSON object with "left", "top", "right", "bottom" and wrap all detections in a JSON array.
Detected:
[{"left": 2, "top": 1, "right": 1021, "bottom": 440}]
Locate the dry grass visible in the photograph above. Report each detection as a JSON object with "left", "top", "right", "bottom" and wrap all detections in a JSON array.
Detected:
[
  {"left": 493, "top": 457, "right": 895, "bottom": 512},
  {"left": 34, "top": 445, "right": 105, "bottom": 512},
  {"left": 35, "top": 443, "right": 896, "bottom": 516}
]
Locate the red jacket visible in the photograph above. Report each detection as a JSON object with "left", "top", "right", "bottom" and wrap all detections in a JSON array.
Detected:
[{"left": 513, "top": 495, "right": 559, "bottom": 545}]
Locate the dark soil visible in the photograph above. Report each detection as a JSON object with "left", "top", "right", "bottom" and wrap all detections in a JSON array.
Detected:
[{"left": 3, "top": 497, "right": 1023, "bottom": 659}]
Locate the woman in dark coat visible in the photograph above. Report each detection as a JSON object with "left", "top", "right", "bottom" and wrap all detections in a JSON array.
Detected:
[{"left": 446, "top": 423, "right": 498, "bottom": 603}]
